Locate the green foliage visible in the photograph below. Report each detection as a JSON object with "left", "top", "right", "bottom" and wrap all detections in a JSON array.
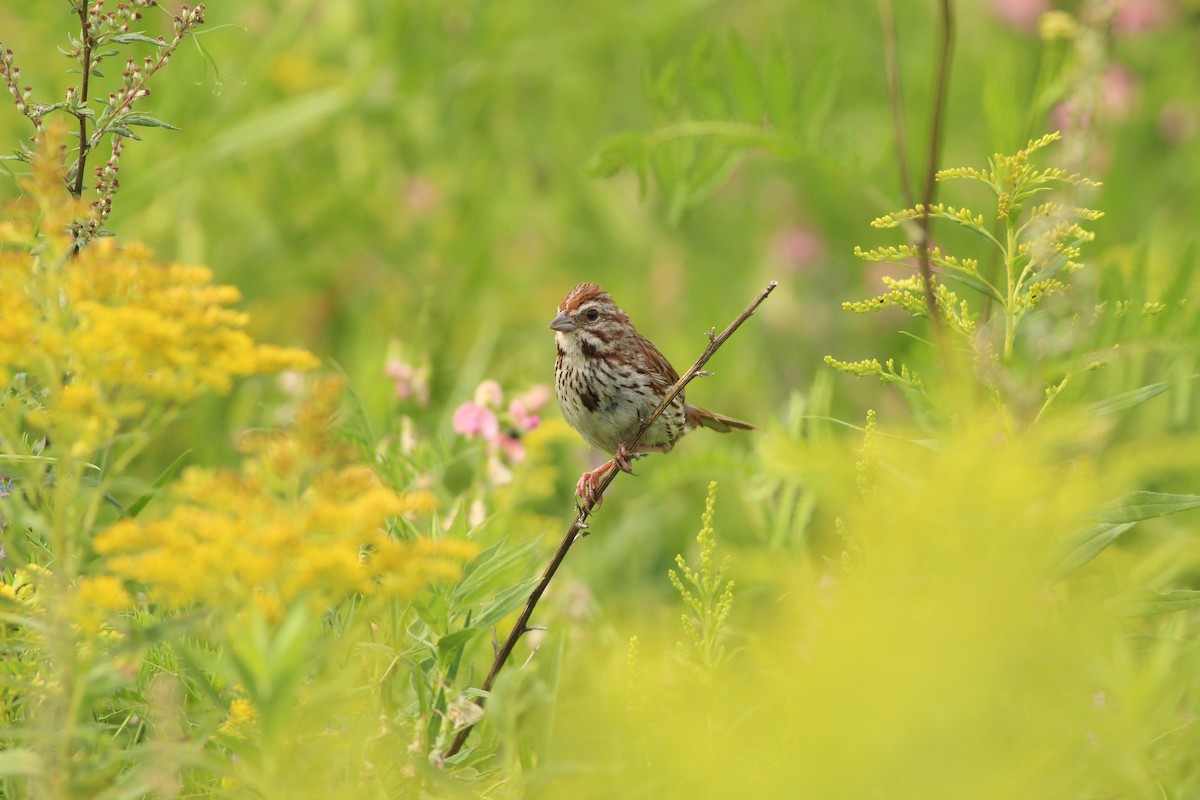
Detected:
[
  {"left": 831, "top": 132, "right": 1104, "bottom": 413},
  {"left": 0, "top": 1, "right": 206, "bottom": 246},
  {"left": 3, "top": 1, "right": 1200, "bottom": 798},
  {"left": 668, "top": 481, "right": 735, "bottom": 678}
]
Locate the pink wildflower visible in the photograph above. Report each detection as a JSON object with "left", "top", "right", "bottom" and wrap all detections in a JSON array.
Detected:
[
  {"left": 989, "top": 0, "right": 1050, "bottom": 31},
  {"left": 516, "top": 384, "right": 551, "bottom": 413},
  {"left": 770, "top": 226, "right": 826, "bottom": 273},
  {"left": 453, "top": 402, "right": 499, "bottom": 439},
  {"left": 1113, "top": 0, "right": 1168, "bottom": 34},
  {"left": 508, "top": 399, "right": 540, "bottom": 432},
  {"left": 494, "top": 434, "right": 526, "bottom": 464},
  {"left": 474, "top": 379, "right": 504, "bottom": 408},
  {"left": 385, "top": 358, "right": 430, "bottom": 405}
]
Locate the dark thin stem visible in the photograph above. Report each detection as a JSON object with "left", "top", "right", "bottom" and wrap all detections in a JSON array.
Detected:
[
  {"left": 879, "top": 0, "right": 916, "bottom": 212},
  {"left": 914, "top": 0, "right": 955, "bottom": 328},
  {"left": 71, "top": 4, "right": 92, "bottom": 199},
  {"left": 442, "top": 280, "right": 779, "bottom": 760}
]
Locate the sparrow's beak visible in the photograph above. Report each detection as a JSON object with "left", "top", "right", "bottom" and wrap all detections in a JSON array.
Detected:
[{"left": 548, "top": 312, "right": 576, "bottom": 332}]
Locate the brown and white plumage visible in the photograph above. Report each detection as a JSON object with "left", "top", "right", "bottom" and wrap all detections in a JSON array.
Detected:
[{"left": 549, "top": 282, "right": 753, "bottom": 505}]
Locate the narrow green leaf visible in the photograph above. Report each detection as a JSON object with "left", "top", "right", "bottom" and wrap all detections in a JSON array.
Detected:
[
  {"left": 722, "top": 31, "right": 762, "bottom": 122},
  {"left": 473, "top": 577, "right": 540, "bottom": 631},
  {"left": 1117, "top": 589, "right": 1200, "bottom": 617},
  {"left": 127, "top": 449, "right": 190, "bottom": 518},
  {"left": 762, "top": 39, "right": 797, "bottom": 134},
  {"left": 1088, "top": 381, "right": 1171, "bottom": 417},
  {"left": 938, "top": 268, "right": 1004, "bottom": 303},
  {"left": 450, "top": 536, "right": 541, "bottom": 611},
  {"left": 685, "top": 148, "right": 742, "bottom": 209},
  {"left": 1092, "top": 491, "right": 1200, "bottom": 524},
  {"left": 332, "top": 364, "right": 375, "bottom": 449},
  {"left": 120, "top": 114, "right": 181, "bottom": 131},
  {"left": 108, "top": 126, "right": 143, "bottom": 140},
  {"left": 111, "top": 32, "right": 168, "bottom": 46},
  {"left": 1055, "top": 522, "right": 1135, "bottom": 575},
  {"left": 436, "top": 627, "right": 480, "bottom": 659},
  {"left": 587, "top": 132, "right": 647, "bottom": 178}
]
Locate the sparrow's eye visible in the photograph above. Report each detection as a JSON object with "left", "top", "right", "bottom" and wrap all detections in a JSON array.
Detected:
[{"left": 584, "top": 308, "right": 600, "bottom": 322}]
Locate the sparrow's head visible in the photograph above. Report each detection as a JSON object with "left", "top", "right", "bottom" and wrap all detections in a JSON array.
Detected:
[{"left": 548, "top": 283, "right": 631, "bottom": 352}]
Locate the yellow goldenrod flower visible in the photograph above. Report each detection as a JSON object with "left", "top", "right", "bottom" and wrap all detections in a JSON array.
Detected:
[
  {"left": 219, "top": 697, "right": 258, "bottom": 739},
  {"left": 94, "top": 379, "right": 476, "bottom": 613},
  {"left": 0, "top": 123, "right": 319, "bottom": 457}
]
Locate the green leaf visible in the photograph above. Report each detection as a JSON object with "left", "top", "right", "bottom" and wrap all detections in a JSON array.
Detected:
[
  {"left": 120, "top": 114, "right": 181, "bottom": 131},
  {"left": 1117, "top": 589, "right": 1200, "bottom": 617},
  {"left": 762, "top": 40, "right": 797, "bottom": 134},
  {"left": 108, "top": 125, "right": 143, "bottom": 141},
  {"left": 436, "top": 626, "right": 481, "bottom": 659},
  {"left": 1092, "top": 491, "right": 1200, "bottom": 524},
  {"left": 332, "top": 364, "right": 375, "bottom": 449},
  {"left": 450, "top": 536, "right": 540, "bottom": 612},
  {"left": 587, "top": 132, "right": 647, "bottom": 179},
  {"left": 473, "top": 577, "right": 540, "bottom": 631},
  {"left": 722, "top": 31, "right": 763, "bottom": 123},
  {"left": 1088, "top": 381, "right": 1171, "bottom": 416},
  {"left": 1055, "top": 522, "right": 1136, "bottom": 575},
  {"left": 111, "top": 32, "right": 168, "bottom": 46},
  {"left": 937, "top": 268, "right": 1004, "bottom": 303},
  {"left": 683, "top": 147, "right": 742, "bottom": 210},
  {"left": 1057, "top": 492, "right": 1200, "bottom": 575},
  {"left": 127, "top": 449, "right": 190, "bottom": 518}
]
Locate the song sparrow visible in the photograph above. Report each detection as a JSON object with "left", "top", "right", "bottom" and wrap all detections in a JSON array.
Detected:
[{"left": 550, "top": 282, "right": 753, "bottom": 507}]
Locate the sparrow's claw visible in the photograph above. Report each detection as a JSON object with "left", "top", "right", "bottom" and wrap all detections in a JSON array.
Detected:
[
  {"left": 575, "top": 460, "right": 615, "bottom": 511},
  {"left": 613, "top": 441, "right": 646, "bottom": 475},
  {"left": 575, "top": 446, "right": 652, "bottom": 511}
]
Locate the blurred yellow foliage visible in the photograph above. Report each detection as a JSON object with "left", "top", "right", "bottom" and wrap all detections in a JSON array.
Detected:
[
  {"left": 94, "top": 377, "right": 476, "bottom": 616},
  {"left": 546, "top": 421, "right": 1190, "bottom": 799},
  {"left": 0, "top": 122, "right": 318, "bottom": 455}
]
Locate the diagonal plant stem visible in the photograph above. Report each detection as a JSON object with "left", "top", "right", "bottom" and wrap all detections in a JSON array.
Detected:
[{"left": 442, "top": 280, "right": 778, "bottom": 759}]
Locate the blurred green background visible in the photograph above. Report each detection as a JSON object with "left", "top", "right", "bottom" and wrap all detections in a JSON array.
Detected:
[
  {"left": 2, "top": 0, "right": 1199, "bottom": 595},
  {"left": 5, "top": 4, "right": 1200, "bottom": 794},
  {"left": 4, "top": 0, "right": 1197, "bottom": 421}
]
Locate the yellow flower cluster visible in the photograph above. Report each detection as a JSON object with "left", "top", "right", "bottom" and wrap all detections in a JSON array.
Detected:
[
  {"left": 219, "top": 697, "right": 258, "bottom": 740},
  {"left": 0, "top": 123, "right": 318, "bottom": 455},
  {"left": 93, "top": 463, "right": 471, "bottom": 614},
  {"left": 93, "top": 379, "right": 476, "bottom": 616},
  {"left": 72, "top": 575, "right": 135, "bottom": 633},
  {"left": 0, "top": 566, "right": 130, "bottom": 639}
]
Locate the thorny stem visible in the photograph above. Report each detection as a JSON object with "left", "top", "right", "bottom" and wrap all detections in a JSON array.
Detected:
[{"left": 442, "top": 280, "right": 778, "bottom": 760}]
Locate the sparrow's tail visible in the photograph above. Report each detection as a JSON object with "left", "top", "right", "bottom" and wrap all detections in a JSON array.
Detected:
[{"left": 685, "top": 405, "right": 755, "bottom": 433}]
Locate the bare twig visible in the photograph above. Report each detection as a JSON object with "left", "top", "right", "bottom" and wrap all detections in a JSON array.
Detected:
[
  {"left": 879, "top": 0, "right": 916, "bottom": 212},
  {"left": 879, "top": 0, "right": 955, "bottom": 328},
  {"left": 71, "top": 3, "right": 92, "bottom": 198},
  {"left": 442, "top": 280, "right": 778, "bottom": 759},
  {"left": 914, "top": 0, "right": 955, "bottom": 328}
]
